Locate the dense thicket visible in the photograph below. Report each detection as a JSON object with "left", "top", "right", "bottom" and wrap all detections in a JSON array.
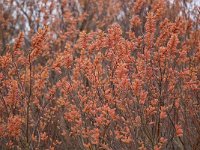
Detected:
[{"left": 0, "top": 0, "right": 199, "bottom": 149}]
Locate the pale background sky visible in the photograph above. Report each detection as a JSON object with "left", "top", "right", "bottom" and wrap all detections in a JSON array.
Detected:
[{"left": 194, "top": 0, "right": 200, "bottom": 5}]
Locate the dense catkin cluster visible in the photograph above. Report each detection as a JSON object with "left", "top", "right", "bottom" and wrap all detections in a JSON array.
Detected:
[
  {"left": 30, "top": 26, "right": 49, "bottom": 61},
  {"left": 133, "top": 0, "right": 145, "bottom": 13},
  {"left": 0, "top": 0, "right": 199, "bottom": 150},
  {"left": 145, "top": 12, "right": 156, "bottom": 50},
  {"left": 152, "top": 0, "right": 166, "bottom": 20},
  {"left": 13, "top": 32, "right": 24, "bottom": 52}
]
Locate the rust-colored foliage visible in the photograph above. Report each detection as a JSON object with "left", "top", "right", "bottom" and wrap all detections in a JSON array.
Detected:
[{"left": 0, "top": 0, "right": 199, "bottom": 149}]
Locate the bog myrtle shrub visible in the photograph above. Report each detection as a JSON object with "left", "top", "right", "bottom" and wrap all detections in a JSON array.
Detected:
[{"left": 0, "top": 0, "right": 199, "bottom": 149}]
